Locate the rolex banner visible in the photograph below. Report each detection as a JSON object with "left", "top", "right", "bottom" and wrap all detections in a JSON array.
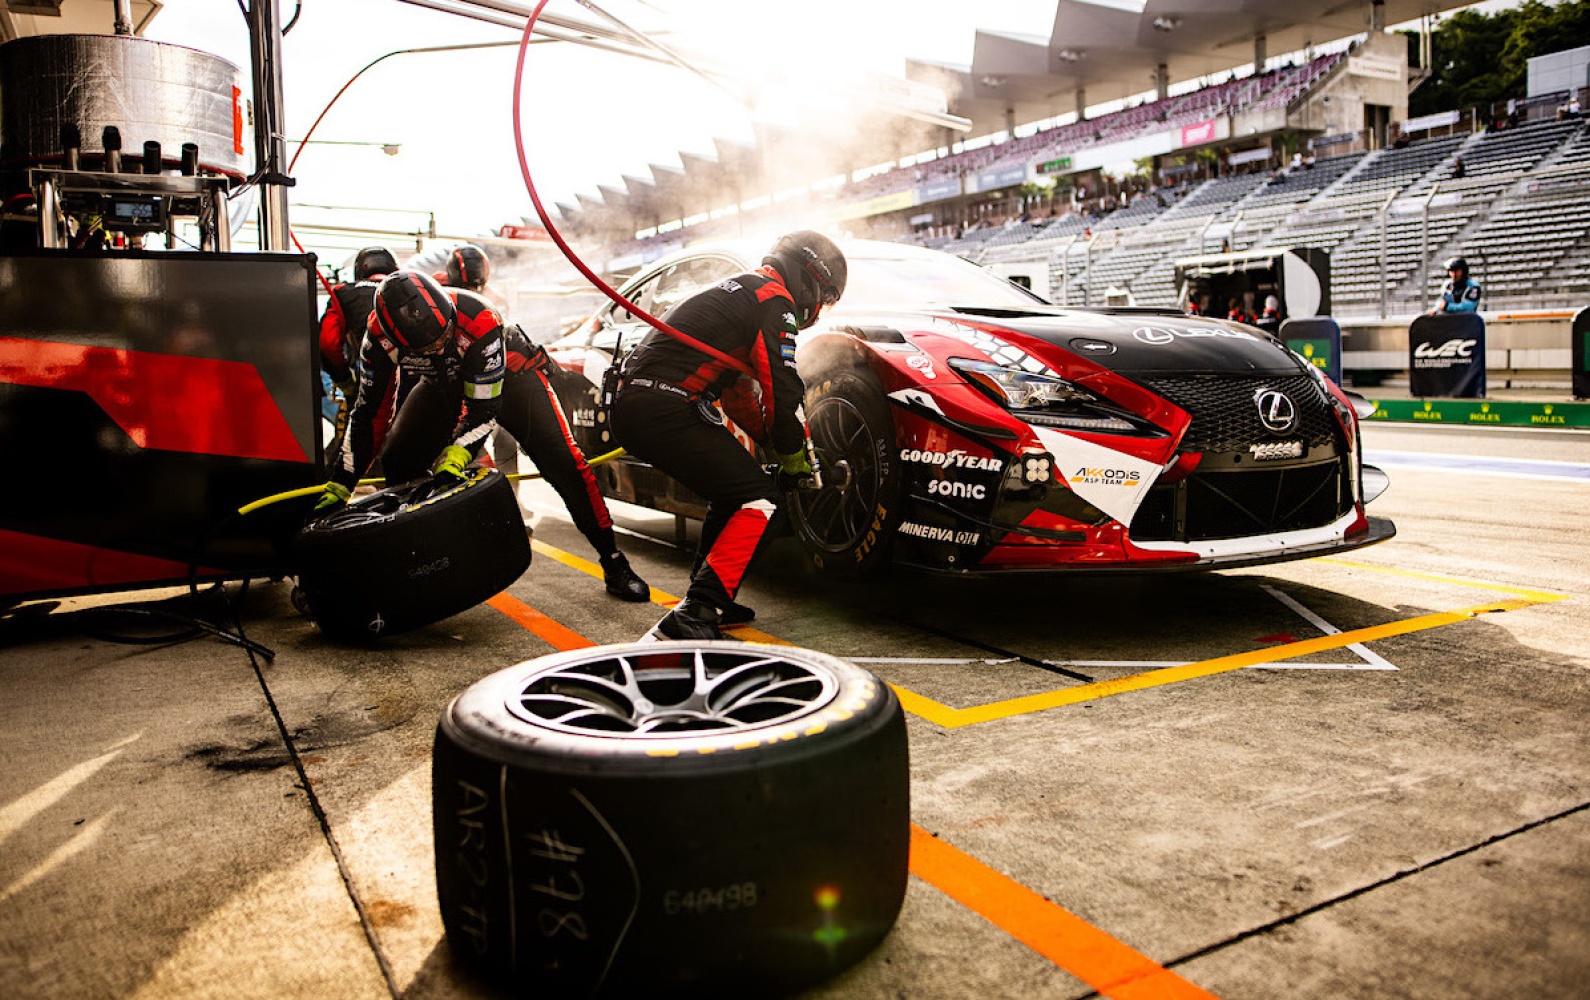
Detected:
[
  {"left": 1280, "top": 316, "right": 1342, "bottom": 384},
  {"left": 1409, "top": 312, "right": 1486, "bottom": 398},
  {"left": 1574, "top": 306, "right": 1589, "bottom": 400}
]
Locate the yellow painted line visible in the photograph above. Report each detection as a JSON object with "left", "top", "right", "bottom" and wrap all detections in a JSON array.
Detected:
[
  {"left": 909, "top": 826, "right": 1220, "bottom": 999},
  {"left": 1318, "top": 558, "right": 1570, "bottom": 604},
  {"left": 898, "top": 599, "right": 1551, "bottom": 729},
  {"left": 529, "top": 538, "right": 670, "bottom": 605},
  {"left": 529, "top": 537, "right": 791, "bottom": 644}
]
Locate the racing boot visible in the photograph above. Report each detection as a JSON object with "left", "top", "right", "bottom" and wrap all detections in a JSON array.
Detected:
[
  {"left": 602, "top": 552, "right": 651, "bottom": 602},
  {"left": 719, "top": 600, "right": 756, "bottom": 626},
  {"left": 644, "top": 598, "right": 727, "bottom": 641}
]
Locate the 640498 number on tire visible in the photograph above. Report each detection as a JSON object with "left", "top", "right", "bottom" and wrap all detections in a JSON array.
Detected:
[{"left": 432, "top": 641, "right": 910, "bottom": 997}]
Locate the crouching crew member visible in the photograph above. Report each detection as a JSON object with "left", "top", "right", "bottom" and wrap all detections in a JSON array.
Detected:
[
  {"left": 436, "top": 243, "right": 522, "bottom": 483},
  {"left": 314, "top": 270, "right": 650, "bottom": 602},
  {"left": 612, "top": 231, "right": 847, "bottom": 640}
]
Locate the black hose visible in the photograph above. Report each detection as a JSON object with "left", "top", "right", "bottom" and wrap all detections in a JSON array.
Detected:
[{"left": 2, "top": 581, "right": 276, "bottom": 661}]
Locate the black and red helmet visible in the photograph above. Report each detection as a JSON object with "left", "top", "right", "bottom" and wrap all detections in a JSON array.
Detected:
[
  {"left": 353, "top": 246, "right": 398, "bottom": 282},
  {"left": 373, "top": 271, "right": 455, "bottom": 352},
  {"left": 764, "top": 230, "right": 847, "bottom": 328},
  {"left": 445, "top": 244, "right": 490, "bottom": 291}
]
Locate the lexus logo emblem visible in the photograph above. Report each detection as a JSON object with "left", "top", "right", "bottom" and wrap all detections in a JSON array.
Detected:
[{"left": 1255, "top": 389, "right": 1297, "bottom": 434}]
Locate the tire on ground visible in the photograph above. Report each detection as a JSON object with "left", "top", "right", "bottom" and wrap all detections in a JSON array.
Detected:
[
  {"left": 790, "top": 368, "right": 903, "bottom": 578},
  {"left": 432, "top": 641, "right": 910, "bottom": 997},
  {"left": 294, "top": 469, "right": 530, "bottom": 641}
]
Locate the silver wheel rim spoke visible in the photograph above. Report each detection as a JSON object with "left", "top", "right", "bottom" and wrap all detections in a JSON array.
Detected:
[{"left": 507, "top": 646, "right": 839, "bottom": 737}]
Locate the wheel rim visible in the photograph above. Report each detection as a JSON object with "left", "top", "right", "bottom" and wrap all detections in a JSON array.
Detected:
[
  {"left": 506, "top": 646, "right": 840, "bottom": 737},
  {"left": 308, "top": 473, "right": 480, "bottom": 530},
  {"left": 794, "top": 395, "right": 882, "bottom": 554}
]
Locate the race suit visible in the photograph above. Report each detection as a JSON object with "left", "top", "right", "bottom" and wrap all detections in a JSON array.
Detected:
[
  {"left": 318, "top": 277, "right": 381, "bottom": 384},
  {"left": 433, "top": 275, "right": 522, "bottom": 482},
  {"left": 331, "top": 288, "right": 620, "bottom": 557},
  {"left": 317, "top": 275, "right": 393, "bottom": 446},
  {"left": 1435, "top": 277, "right": 1482, "bottom": 313},
  {"left": 610, "top": 266, "right": 806, "bottom": 613}
]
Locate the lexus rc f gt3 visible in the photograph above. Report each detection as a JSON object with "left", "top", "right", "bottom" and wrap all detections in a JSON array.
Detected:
[{"left": 545, "top": 239, "right": 1393, "bottom": 576}]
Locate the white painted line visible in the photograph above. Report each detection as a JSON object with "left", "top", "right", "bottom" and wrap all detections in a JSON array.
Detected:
[
  {"left": 849, "top": 657, "right": 1390, "bottom": 671},
  {"left": 1366, "top": 450, "right": 1590, "bottom": 482},
  {"left": 1263, "top": 584, "right": 1398, "bottom": 671},
  {"left": 847, "top": 657, "right": 1018, "bottom": 665}
]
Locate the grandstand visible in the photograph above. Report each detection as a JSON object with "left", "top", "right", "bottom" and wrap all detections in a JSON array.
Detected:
[
  {"left": 927, "top": 115, "right": 1590, "bottom": 320},
  {"left": 554, "top": 4, "right": 1590, "bottom": 331}
]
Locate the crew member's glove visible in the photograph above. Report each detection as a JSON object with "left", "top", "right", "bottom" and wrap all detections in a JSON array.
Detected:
[
  {"left": 432, "top": 445, "right": 473, "bottom": 479},
  {"left": 775, "top": 449, "right": 816, "bottom": 491},
  {"left": 313, "top": 481, "right": 351, "bottom": 514}
]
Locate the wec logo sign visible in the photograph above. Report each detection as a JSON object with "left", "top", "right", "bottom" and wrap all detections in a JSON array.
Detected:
[{"left": 1414, "top": 339, "right": 1478, "bottom": 359}]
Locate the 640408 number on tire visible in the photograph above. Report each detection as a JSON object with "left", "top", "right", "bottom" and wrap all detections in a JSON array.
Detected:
[{"left": 432, "top": 641, "right": 910, "bottom": 997}]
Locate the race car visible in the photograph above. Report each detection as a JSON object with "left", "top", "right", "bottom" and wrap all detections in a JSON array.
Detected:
[{"left": 544, "top": 239, "right": 1394, "bottom": 576}]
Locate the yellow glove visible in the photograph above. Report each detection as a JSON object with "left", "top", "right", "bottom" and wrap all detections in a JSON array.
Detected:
[
  {"left": 432, "top": 444, "right": 472, "bottom": 479},
  {"left": 313, "top": 481, "right": 351, "bottom": 513},
  {"left": 777, "top": 449, "right": 812, "bottom": 476}
]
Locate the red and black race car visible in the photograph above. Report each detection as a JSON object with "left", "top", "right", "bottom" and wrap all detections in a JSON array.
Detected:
[{"left": 546, "top": 239, "right": 1393, "bottom": 576}]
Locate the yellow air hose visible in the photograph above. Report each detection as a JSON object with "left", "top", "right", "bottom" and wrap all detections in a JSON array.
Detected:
[{"left": 236, "top": 447, "right": 626, "bottom": 516}]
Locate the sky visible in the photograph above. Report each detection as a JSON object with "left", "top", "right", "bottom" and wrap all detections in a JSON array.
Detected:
[{"left": 141, "top": 0, "right": 1058, "bottom": 259}]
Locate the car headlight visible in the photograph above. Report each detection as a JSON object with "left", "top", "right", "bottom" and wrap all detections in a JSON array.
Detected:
[
  {"left": 948, "top": 358, "right": 1145, "bottom": 434},
  {"left": 949, "top": 359, "right": 1090, "bottom": 408}
]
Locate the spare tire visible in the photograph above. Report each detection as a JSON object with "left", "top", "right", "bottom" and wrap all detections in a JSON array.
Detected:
[
  {"left": 294, "top": 469, "right": 530, "bottom": 641},
  {"left": 433, "top": 642, "right": 910, "bottom": 997}
]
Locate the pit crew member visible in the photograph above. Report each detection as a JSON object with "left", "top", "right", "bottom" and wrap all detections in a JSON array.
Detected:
[
  {"left": 436, "top": 243, "right": 522, "bottom": 485},
  {"left": 319, "top": 246, "right": 396, "bottom": 393},
  {"left": 315, "top": 270, "right": 650, "bottom": 602},
  {"left": 611, "top": 231, "right": 846, "bottom": 640}
]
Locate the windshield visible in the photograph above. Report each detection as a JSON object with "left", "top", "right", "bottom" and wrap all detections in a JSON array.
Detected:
[{"left": 838, "top": 251, "right": 1050, "bottom": 312}]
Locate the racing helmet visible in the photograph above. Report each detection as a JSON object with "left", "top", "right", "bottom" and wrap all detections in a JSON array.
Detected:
[
  {"left": 353, "top": 246, "right": 398, "bottom": 282},
  {"left": 445, "top": 244, "right": 490, "bottom": 290},
  {"left": 373, "top": 271, "right": 455, "bottom": 352},
  {"left": 1444, "top": 256, "right": 1468, "bottom": 274},
  {"left": 763, "top": 230, "right": 847, "bottom": 328}
]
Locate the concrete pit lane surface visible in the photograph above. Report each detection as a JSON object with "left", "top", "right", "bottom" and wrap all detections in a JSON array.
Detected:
[{"left": 1, "top": 422, "right": 1587, "bottom": 999}]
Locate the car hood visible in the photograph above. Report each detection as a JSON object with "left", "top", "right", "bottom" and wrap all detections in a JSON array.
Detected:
[{"left": 841, "top": 306, "right": 1306, "bottom": 377}]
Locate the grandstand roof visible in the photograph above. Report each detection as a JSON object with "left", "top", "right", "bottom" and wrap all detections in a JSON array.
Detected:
[
  {"left": 558, "top": 0, "right": 1476, "bottom": 237},
  {"left": 916, "top": 0, "right": 1475, "bottom": 136}
]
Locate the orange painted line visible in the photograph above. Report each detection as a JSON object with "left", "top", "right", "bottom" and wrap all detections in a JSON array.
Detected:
[
  {"left": 909, "top": 826, "right": 1220, "bottom": 999},
  {"left": 485, "top": 592, "right": 595, "bottom": 651},
  {"left": 530, "top": 537, "right": 792, "bottom": 644}
]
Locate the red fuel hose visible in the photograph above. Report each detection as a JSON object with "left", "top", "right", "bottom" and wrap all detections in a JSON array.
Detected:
[{"left": 512, "top": 0, "right": 752, "bottom": 377}]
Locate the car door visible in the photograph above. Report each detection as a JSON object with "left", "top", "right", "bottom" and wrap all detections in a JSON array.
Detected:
[{"left": 548, "top": 254, "right": 745, "bottom": 457}]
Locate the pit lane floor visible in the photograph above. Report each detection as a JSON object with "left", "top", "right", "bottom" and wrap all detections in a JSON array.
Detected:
[{"left": 2, "top": 422, "right": 1586, "bottom": 1000}]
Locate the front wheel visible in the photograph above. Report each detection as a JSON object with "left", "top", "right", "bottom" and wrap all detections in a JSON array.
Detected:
[{"left": 790, "top": 369, "right": 902, "bottom": 578}]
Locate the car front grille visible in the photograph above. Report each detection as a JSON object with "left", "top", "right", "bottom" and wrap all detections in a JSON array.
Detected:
[
  {"left": 1129, "top": 457, "right": 1350, "bottom": 542},
  {"left": 1138, "top": 374, "right": 1336, "bottom": 453}
]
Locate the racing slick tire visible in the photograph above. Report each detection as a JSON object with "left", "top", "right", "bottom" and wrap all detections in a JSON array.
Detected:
[
  {"left": 432, "top": 641, "right": 910, "bottom": 997},
  {"left": 790, "top": 368, "right": 903, "bottom": 578},
  {"left": 294, "top": 469, "right": 530, "bottom": 641}
]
